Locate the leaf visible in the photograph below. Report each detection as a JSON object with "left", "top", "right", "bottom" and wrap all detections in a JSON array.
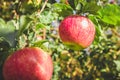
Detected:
[
  {"left": 32, "top": 40, "right": 48, "bottom": 47},
  {"left": 20, "top": 1, "right": 37, "bottom": 14},
  {"left": 39, "top": 11, "right": 57, "bottom": 25},
  {"left": 0, "top": 40, "right": 10, "bottom": 52},
  {"left": 75, "top": 3, "right": 82, "bottom": 11},
  {"left": 82, "top": 2, "right": 101, "bottom": 14},
  {"left": 0, "top": 20, "right": 16, "bottom": 47},
  {"left": 67, "top": 0, "right": 76, "bottom": 9},
  {"left": 114, "top": 60, "right": 120, "bottom": 72},
  {"left": 52, "top": 3, "right": 73, "bottom": 17},
  {"left": 0, "top": 18, "right": 5, "bottom": 24},
  {"left": 36, "top": 23, "right": 46, "bottom": 30},
  {"left": 97, "top": 4, "right": 120, "bottom": 26},
  {"left": 88, "top": 15, "right": 103, "bottom": 44},
  {"left": 32, "top": 40, "right": 49, "bottom": 51},
  {"left": 18, "top": 15, "right": 32, "bottom": 36},
  {"left": 0, "top": 18, "right": 6, "bottom": 28}
]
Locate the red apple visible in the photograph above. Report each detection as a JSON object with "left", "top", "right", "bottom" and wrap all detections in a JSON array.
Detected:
[
  {"left": 3, "top": 47, "right": 53, "bottom": 80},
  {"left": 59, "top": 15, "right": 95, "bottom": 50}
]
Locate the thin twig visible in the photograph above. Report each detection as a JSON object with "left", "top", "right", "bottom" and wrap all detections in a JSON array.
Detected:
[
  {"left": 37, "top": 0, "right": 48, "bottom": 40},
  {"left": 111, "top": 29, "right": 120, "bottom": 37},
  {"left": 42, "top": 28, "right": 46, "bottom": 39},
  {"left": 39, "top": 0, "right": 48, "bottom": 14}
]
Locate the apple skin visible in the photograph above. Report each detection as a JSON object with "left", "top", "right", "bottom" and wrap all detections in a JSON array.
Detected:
[
  {"left": 3, "top": 47, "right": 53, "bottom": 80},
  {"left": 59, "top": 15, "right": 95, "bottom": 50}
]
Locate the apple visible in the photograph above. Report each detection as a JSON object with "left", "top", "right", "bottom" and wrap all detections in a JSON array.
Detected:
[
  {"left": 59, "top": 15, "right": 95, "bottom": 50},
  {"left": 3, "top": 47, "right": 53, "bottom": 80}
]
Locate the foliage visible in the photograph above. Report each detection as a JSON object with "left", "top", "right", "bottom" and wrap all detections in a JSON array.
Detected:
[{"left": 0, "top": 0, "right": 120, "bottom": 80}]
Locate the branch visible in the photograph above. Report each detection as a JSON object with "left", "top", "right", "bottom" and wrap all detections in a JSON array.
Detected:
[
  {"left": 39, "top": 0, "right": 48, "bottom": 14},
  {"left": 111, "top": 29, "right": 120, "bottom": 37},
  {"left": 42, "top": 28, "right": 46, "bottom": 40},
  {"left": 37, "top": 0, "right": 48, "bottom": 40}
]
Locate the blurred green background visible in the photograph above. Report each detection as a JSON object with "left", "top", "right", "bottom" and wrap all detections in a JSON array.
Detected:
[{"left": 0, "top": 0, "right": 120, "bottom": 80}]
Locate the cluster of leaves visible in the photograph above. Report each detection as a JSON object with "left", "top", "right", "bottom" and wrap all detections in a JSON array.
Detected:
[{"left": 0, "top": 0, "right": 120, "bottom": 80}]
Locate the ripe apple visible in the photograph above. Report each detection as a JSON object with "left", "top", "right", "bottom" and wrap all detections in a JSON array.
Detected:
[
  {"left": 3, "top": 47, "right": 53, "bottom": 80},
  {"left": 59, "top": 15, "right": 95, "bottom": 50}
]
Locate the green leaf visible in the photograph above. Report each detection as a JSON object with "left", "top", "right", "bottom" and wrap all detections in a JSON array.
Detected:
[
  {"left": 39, "top": 11, "right": 57, "bottom": 25},
  {"left": 0, "top": 18, "right": 5, "bottom": 24},
  {"left": 88, "top": 15, "right": 102, "bottom": 44},
  {"left": 0, "top": 20, "right": 16, "bottom": 47},
  {"left": 32, "top": 40, "right": 48, "bottom": 47},
  {"left": 36, "top": 23, "right": 46, "bottom": 30},
  {"left": 75, "top": 3, "right": 82, "bottom": 11},
  {"left": 32, "top": 40, "right": 49, "bottom": 51},
  {"left": 82, "top": 2, "right": 101, "bottom": 14},
  {"left": 18, "top": 15, "right": 32, "bottom": 36},
  {"left": 114, "top": 60, "right": 120, "bottom": 72},
  {"left": 0, "top": 18, "right": 6, "bottom": 28},
  {"left": 52, "top": 3, "right": 73, "bottom": 17},
  {"left": 67, "top": 0, "right": 76, "bottom": 9},
  {"left": 97, "top": 4, "right": 120, "bottom": 26}
]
